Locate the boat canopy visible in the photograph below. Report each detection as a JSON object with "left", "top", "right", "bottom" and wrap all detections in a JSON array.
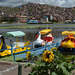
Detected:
[
  {"left": 62, "top": 31, "right": 75, "bottom": 35},
  {"left": 40, "top": 29, "right": 52, "bottom": 35},
  {"left": 2, "top": 31, "right": 25, "bottom": 37}
]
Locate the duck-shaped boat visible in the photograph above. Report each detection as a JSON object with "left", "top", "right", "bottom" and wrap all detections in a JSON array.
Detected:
[
  {"left": 33, "top": 29, "right": 54, "bottom": 48},
  {"left": 59, "top": 31, "right": 75, "bottom": 55}
]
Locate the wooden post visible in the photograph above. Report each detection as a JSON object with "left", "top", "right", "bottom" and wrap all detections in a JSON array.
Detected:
[{"left": 18, "top": 64, "right": 22, "bottom": 75}]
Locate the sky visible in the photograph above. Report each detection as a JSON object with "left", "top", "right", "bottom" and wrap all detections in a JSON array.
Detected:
[{"left": 0, "top": 0, "right": 75, "bottom": 7}]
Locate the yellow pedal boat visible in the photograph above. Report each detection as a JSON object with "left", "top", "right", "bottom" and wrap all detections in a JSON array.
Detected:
[
  {"left": 0, "top": 31, "right": 31, "bottom": 57},
  {"left": 59, "top": 31, "right": 75, "bottom": 55}
]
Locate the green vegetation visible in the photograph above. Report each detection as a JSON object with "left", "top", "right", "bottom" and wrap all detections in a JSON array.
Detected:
[
  {"left": 0, "top": 55, "right": 24, "bottom": 62},
  {"left": 0, "top": 23, "right": 75, "bottom": 29},
  {"left": 25, "top": 48, "right": 75, "bottom": 75},
  {"left": 1, "top": 17, "right": 16, "bottom": 22}
]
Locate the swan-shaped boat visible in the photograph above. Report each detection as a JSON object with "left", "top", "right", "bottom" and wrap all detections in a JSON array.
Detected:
[{"left": 33, "top": 29, "right": 54, "bottom": 48}]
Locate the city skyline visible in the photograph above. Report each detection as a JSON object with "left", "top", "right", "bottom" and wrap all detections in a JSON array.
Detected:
[{"left": 0, "top": 0, "right": 75, "bottom": 7}]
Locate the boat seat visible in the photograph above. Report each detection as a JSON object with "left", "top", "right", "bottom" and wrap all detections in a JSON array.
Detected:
[
  {"left": 62, "top": 38, "right": 68, "bottom": 42},
  {"left": 13, "top": 42, "right": 25, "bottom": 48}
]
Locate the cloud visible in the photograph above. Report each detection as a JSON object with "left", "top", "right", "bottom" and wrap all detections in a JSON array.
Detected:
[
  {"left": 0, "top": 0, "right": 24, "bottom": 7},
  {"left": 0, "top": 0, "right": 7, "bottom": 2},
  {"left": 0, "top": 0, "right": 75, "bottom": 7},
  {"left": 59, "top": 0, "right": 75, "bottom": 7}
]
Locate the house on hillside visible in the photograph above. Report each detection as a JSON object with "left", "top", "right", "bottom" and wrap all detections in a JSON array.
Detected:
[{"left": 41, "top": 16, "right": 48, "bottom": 23}]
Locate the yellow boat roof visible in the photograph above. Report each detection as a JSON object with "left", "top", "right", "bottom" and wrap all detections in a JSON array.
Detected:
[
  {"left": 40, "top": 29, "right": 52, "bottom": 35},
  {"left": 62, "top": 31, "right": 75, "bottom": 35}
]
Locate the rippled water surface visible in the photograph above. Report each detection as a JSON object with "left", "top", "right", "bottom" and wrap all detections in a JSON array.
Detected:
[{"left": 0, "top": 26, "right": 75, "bottom": 45}]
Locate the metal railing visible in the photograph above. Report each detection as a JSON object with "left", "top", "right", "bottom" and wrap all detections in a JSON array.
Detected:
[{"left": 13, "top": 42, "right": 60, "bottom": 62}]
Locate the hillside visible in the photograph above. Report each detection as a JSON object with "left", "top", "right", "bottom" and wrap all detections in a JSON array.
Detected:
[{"left": 0, "top": 3, "right": 75, "bottom": 22}]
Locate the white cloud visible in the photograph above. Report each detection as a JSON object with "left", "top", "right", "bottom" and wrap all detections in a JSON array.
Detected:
[
  {"left": 0, "top": 0, "right": 75, "bottom": 7},
  {"left": 60, "top": 0, "right": 75, "bottom": 7}
]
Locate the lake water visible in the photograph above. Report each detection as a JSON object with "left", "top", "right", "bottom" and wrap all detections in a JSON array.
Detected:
[{"left": 0, "top": 26, "right": 75, "bottom": 45}]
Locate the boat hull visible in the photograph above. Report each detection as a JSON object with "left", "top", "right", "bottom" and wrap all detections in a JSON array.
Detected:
[{"left": 58, "top": 47, "right": 75, "bottom": 55}]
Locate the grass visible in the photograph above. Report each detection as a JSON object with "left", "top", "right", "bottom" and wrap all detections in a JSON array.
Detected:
[
  {"left": 0, "top": 24, "right": 75, "bottom": 29},
  {"left": 0, "top": 55, "right": 35, "bottom": 65},
  {"left": 0, "top": 55, "right": 24, "bottom": 62}
]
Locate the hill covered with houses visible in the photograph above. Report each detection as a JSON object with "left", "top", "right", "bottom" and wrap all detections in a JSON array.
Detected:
[{"left": 0, "top": 2, "right": 75, "bottom": 23}]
